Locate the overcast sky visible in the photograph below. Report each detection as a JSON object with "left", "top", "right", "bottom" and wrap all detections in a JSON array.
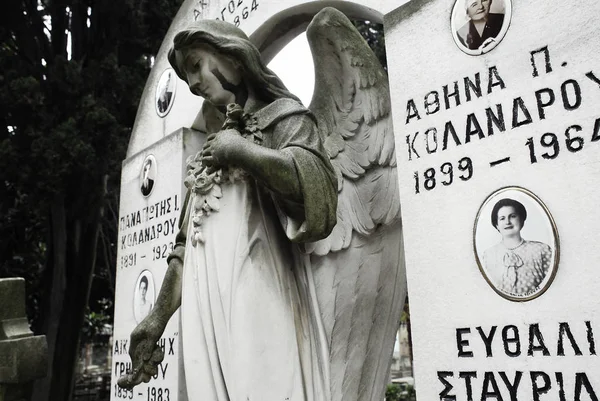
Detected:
[{"left": 267, "top": 32, "right": 315, "bottom": 107}]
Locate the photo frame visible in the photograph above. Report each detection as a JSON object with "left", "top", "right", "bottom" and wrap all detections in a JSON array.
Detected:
[
  {"left": 133, "top": 270, "right": 155, "bottom": 323},
  {"left": 155, "top": 68, "right": 177, "bottom": 117},
  {"left": 473, "top": 186, "right": 559, "bottom": 301},
  {"left": 451, "top": 0, "right": 512, "bottom": 55},
  {"left": 140, "top": 155, "right": 157, "bottom": 197}
]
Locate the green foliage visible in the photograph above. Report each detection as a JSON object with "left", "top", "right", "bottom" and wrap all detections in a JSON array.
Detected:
[
  {"left": 82, "top": 298, "right": 113, "bottom": 343},
  {"left": 385, "top": 384, "right": 416, "bottom": 401},
  {"left": 1, "top": 4, "right": 180, "bottom": 399},
  {"left": 386, "top": 384, "right": 401, "bottom": 401},
  {"left": 352, "top": 20, "right": 387, "bottom": 70},
  {"left": 400, "top": 295, "right": 410, "bottom": 322},
  {"left": 0, "top": 0, "right": 182, "bottom": 329}
]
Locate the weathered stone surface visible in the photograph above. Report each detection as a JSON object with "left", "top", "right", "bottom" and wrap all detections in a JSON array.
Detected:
[
  {"left": 0, "top": 279, "right": 26, "bottom": 323},
  {"left": 110, "top": 128, "right": 202, "bottom": 400},
  {"left": 0, "top": 278, "right": 48, "bottom": 401},
  {"left": 0, "top": 336, "right": 47, "bottom": 383},
  {"left": 116, "top": 7, "right": 406, "bottom": 401}
]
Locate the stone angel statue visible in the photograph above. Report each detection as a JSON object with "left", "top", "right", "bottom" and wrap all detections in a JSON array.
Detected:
[{"left": 118, "top": 7, "right": 405, "bottom": 401}]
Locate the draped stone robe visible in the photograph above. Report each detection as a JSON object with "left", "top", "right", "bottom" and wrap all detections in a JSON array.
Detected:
[{"left": 170, "top": 99, "right": 337, "bottom": 401}]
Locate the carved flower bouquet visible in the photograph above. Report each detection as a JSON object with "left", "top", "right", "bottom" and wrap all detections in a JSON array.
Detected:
[{"left": 184, "top": 103, "right": 261, "bottom": 246}]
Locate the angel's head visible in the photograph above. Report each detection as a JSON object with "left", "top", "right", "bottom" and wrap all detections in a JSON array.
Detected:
[{"left": 168, "top": 20, "right": 300, "bottom": 107}]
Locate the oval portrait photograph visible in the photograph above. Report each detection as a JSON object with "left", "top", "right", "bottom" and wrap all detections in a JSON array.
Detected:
[
  {"left": 140, "top": 154, "right": 157, "bottom": 197},
  {"left": 133, "top": 270, "right": 155, "bottom": 323},
  {"left": 451, "top": 0, "right": 512, "bottom": 55},
  {"left": 155, "top": 68, "right": 177, "bottom": 117},
  {"left": 474, "top": 187, "right": 559, "bottom": 301}
]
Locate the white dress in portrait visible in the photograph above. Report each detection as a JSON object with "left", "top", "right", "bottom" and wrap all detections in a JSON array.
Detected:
[{"left": 482, "top": 240, "right": 552, "bottom": 295}]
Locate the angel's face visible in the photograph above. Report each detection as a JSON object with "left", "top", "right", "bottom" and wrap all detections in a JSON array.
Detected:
[{"left": 175, "top": 44, "right": 242, "bottom": 106}]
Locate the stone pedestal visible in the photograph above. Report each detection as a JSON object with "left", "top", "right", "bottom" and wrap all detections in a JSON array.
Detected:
[{"left": 0, "top": 278, "right": 48, "bottom": 401}]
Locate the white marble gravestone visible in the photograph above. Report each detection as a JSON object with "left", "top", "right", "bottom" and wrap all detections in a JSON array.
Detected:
[
  {"left": 110, "top": 129, "right": 201, "bottom": 401},
  {"left": 386, "top": 0, "right": 600, "bottom": 399}
]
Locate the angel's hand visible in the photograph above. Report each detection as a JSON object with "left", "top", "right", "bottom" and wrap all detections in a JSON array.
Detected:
[
  {"left": 117, "top": 318, "right": 165, "bottom": 390},
  {"left": 201, "top": 129, "right": 245, "bottom": 167}
]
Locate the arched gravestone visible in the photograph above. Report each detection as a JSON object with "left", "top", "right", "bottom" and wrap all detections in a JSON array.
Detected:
[
  {"left": 125, "top": 0, "right": 403, "bottom": 158},
  {"left": 111, "top": 1, "right": 407, "bottom": 401}
]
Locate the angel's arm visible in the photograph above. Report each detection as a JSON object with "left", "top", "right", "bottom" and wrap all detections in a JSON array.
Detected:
[
  {"left": 208, "top": 130, "right": 304, "bottom": 203},
  {"left": 204, "top": 113, "right": 337, "bottom": 242},
  {"left": 265, "top": 113, "right": 338, "bottom": 242},
  {"left": 151, "top": 191, "right": 190, "bottom": 324}
]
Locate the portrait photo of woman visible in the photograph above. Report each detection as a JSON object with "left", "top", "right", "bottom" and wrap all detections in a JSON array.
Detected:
[
  {"left": 451, "top": 0, "right": 512, "bottom": 55},
  {"left": 133, "top": 270, "right": 155, "bottom": 323},
  {"left": 474, "top": 187, "right": 559, "bottom": 301}
]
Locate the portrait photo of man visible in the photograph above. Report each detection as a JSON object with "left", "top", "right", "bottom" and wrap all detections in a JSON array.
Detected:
[
  {"left": 155, "top": 69, "right": 176, "bottom": 117},
  {"left": 157, "top": 72, "right": 173, "bottom": 114},
  {"left": 140, "top": 157, "right": 155, "bottom": 197},
  {"left": 455, "top": 0, "right": 508, "bottom": 52}
]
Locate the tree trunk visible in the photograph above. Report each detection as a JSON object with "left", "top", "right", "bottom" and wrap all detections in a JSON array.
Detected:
[
  {"left": 31, "top": 185, "right": 104, "bottom": 401},
  {"left": 50, "top": 1, "right": 68, "bottom": 59},
  {"left": 70, "top": 0, "right": 87, "bottom": 62},
  {"left": 31, "top": 195, "right": 68, "bottom": 401}
]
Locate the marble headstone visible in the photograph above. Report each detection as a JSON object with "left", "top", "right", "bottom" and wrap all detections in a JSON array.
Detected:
[
  {"left": 386, "top": 0, "right": 600, "bottom": 398},
  {"left": 110, "top": 129, "right": 202, "bottom": 401}
]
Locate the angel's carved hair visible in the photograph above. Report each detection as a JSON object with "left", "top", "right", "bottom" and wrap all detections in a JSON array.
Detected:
[{"left": 167, "top": 20, "right": 300, "bottom": 104}]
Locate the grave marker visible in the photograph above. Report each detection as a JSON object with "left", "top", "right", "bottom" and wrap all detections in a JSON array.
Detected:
[
  {"left": 110, "top": 129, "right": 201, "bottom": 401},
  {"left": 386, "top": 0, "right": 600, "bottom": 399},
  {"left": 0, "top": 278, "right": 48, "bottom": 401}
]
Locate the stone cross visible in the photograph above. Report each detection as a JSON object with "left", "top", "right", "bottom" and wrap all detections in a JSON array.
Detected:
[{"left": 0, "top": 278, "right": 48, "bottom": 401}]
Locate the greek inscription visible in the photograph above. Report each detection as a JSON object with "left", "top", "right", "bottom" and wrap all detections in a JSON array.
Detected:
[
  {"left": 437, "top": 323, "right": 600, "bottom": 399},
  {"left": 405, "top": 66, "right": 506, "bottom": 125},
  {"left": 459, "top": 372, "right": 477, "bottom": 401},
  {"left": 526, "top": 118, "right": 599, "bottom": 164},
  {"left": 413, "top": 157, "right": 473, "bottom": 194},
  {"left": 215, "top": 0, "right": 259, "bottom": 27},
  {"left": 437, "top": 370, "right": 599, "bottom": 401},
  {"left": 193, "top": 0, "right": 209, "bottom": 20},
  {"left": 119, "top": 195, "right": 180, "bottom": 231},
  {"left": 404, "top": 67, "right": 600, "bottom": 164},
  {"left": 532, "top": 371, "right": 552, "bottom": 401},
  {"left": 530, "top": 46, "right": 553, "bottom": 77},
  {"left": 481, "top": 372, "right": 502, "bottom": 401},
  {"left": 438, "top": 371, "right": 456, "bottom": 401}
]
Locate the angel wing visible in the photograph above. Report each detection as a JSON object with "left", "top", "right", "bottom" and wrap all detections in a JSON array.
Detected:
[{"left": 305, "top": 8, "right": 407, "bottom": 401}]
